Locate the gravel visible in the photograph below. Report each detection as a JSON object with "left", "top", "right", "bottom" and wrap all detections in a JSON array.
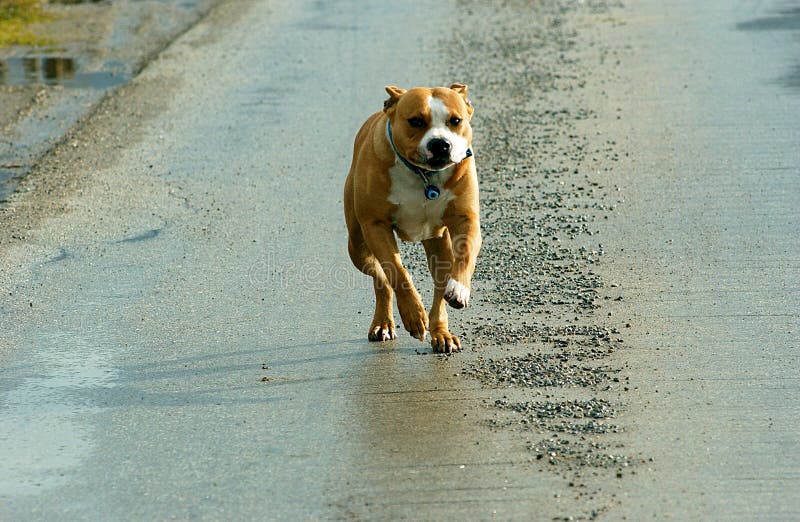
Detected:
[
  {"left": 492, "top": 397, "right": 619, "bottom": 435},
  {"left": 466, "top": 352, "right": 614, "bottom": 388}
]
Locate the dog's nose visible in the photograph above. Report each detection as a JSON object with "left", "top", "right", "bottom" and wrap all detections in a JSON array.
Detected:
[{"left": 427, "top": 138, "right": 451, "bottom": 157}]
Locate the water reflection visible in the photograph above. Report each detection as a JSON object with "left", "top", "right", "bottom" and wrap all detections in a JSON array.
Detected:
[
  {"left": 0, "top": 57, "right": 75, "bottom": 85},
  {"left": 352, "top": 349, "right": 476, "bottom": 465},
  {"left": 0, "top": 56, "right": 127, "bottom": 88}
]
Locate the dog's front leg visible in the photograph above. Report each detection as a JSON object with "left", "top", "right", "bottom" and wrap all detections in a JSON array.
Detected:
[
  {"left": 361, "top": 221, "right": 428, "bottom": 340},
  {"left": 443, "top": 213, "right": 482, "bottom": 309},
  {"left": 423, "top": 232, "right": 462, "bottom": 353}
]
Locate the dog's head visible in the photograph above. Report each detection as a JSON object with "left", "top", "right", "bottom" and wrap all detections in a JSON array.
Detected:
[{"left": 383, "top": 84, "right": 474, "bottom": 170}]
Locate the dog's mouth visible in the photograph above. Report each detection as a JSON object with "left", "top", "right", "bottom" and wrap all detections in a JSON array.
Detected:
[{"left": 426, "top": 157, "right": 452, "bottom": 170}]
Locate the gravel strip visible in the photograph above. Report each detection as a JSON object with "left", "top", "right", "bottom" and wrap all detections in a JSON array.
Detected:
[{"left": 432, "top": 0, "right": 639, "bottom": 518}]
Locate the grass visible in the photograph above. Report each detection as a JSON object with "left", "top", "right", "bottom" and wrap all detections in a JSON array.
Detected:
[{"left": 0, "top": 0, "right": 53, "bottom": 47}]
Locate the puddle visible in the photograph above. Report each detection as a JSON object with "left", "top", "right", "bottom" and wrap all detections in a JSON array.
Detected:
[
  {"left": 0, "top": 55, "right": 131, "bottom": 201},
  {"left": 0, "top": 329, "right": 118, "bottom": 495},
  {"left": 0, "top": 0, "right": 216, "bottom": 207},
  {"left": 0, "top": 56, "right": 129, "bottom": 88}
]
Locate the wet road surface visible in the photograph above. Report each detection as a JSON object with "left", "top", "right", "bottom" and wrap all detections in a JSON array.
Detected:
[
  {"left": 0, "top": 0, "right": 798, "bottom": 520},
  {"left": 1, "top": 1, "right": 568, "bottom": 519}
]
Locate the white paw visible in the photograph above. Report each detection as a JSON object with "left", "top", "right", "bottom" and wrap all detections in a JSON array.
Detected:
[{"left": 444, "top": 278, "right": 470, "bottom": 309}]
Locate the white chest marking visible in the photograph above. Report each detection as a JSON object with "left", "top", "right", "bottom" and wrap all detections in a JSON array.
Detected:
[{"left": 387, "top": 162, "right": 454, "bottom": 242}]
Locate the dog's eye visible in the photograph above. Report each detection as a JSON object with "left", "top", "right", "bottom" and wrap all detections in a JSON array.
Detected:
[
  {"left": 407, "top": 117, "right": 426, "bottom": 128},
  {"left": 449, "top": 117, "right": 462, "bottom": 126}
]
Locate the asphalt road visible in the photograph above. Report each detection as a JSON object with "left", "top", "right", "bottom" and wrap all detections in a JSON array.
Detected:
[
  {"left": 598, "top": 1, "right": 800, "bottom": 519},
  {"left": 1, "top": 1, "right": 562, "bottom": 519},
  {"left": 0, "top": 0, "right": 798, "bottom": 520}
]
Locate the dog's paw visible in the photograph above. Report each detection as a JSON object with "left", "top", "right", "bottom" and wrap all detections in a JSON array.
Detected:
[
  {"left": 444, "top": 278, "right": 470, "bottom": 309},
  {"left": 397, "top": 295, "right": 428, "bottom": 341},
  {"left": 430, "top": 330, "right": 461, "bottom": 354},
  {"left": 368, "top": 322, "right": 396, "bottom": 342}
]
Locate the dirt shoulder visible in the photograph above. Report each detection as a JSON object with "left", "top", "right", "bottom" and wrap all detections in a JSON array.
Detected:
[{"left": 0, "top": 0, "right": 219, "bottom": 201}]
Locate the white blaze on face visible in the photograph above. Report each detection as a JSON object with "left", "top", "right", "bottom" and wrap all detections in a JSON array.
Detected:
[{"left": 420, "top": 96, "right": 469, "bottom": 164}]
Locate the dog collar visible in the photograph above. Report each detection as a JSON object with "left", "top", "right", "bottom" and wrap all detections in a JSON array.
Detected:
[{"left": 386, "top": 119, "right": 473, "bottom": 201}]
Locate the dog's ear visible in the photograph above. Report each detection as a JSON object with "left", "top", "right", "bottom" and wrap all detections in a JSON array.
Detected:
[
  {"left": 383, "top": 86, "right": 406, "bottom": 113},
  {"left": 450, "top": 83, "right": 474, "bottom": 115},
  {"left": 450, "top": 83, "right": 468, "bottom": 98}
]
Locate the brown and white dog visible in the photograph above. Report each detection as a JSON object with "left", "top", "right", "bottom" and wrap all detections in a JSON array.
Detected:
[{"left": 343, "top": 84, "right": 481, "bottom": 353}]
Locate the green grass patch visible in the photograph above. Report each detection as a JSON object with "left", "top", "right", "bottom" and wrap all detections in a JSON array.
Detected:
[{"left": 0, "top": 0, "right": 53, "bottom": 47}]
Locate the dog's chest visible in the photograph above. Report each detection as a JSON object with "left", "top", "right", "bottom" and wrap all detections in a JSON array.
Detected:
[{"left": 387, "top": 163, "right": 454, "bottom": 242}]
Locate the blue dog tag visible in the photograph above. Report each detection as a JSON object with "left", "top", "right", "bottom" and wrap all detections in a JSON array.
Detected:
[{"left": 424, "top": 185, "right": 440, "bottom": 200}]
